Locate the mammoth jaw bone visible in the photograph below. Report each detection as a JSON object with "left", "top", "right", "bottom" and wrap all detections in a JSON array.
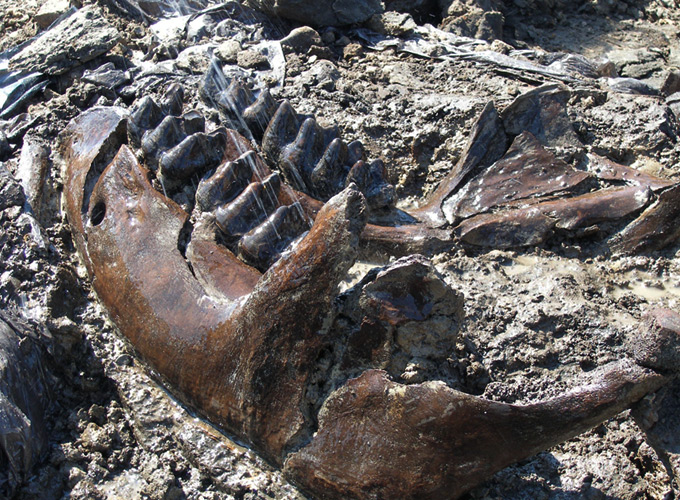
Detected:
[{"left": 61, "top": 106, "right": 675, "bottom": 499}]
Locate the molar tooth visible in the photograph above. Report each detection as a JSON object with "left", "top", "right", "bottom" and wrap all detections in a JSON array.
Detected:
[
  {"left": 311, "top": 138, "right": 349, "bottom": 200},
  {"left": 346, "top": 140, "right": 365, "bottom": 166},
  {"left": 262, "top": 100, "right": 299, "bottom": 165},
  {"left": 182, "top": 110, "right": 205, "bottom": 135},
  {"left": 161, "top": 82, "right": 185, "bottom": 116},
  {"left": 141, "top": 115, "right": 188, "bottom": 171},
  {"left": 347, "top": 159, "right": 395, "bottom": 210},
  {"left": 215, "top": 172, "right": 281, "bottom": 241},
  {"left": 127, "top": 96, "right": 163, "bottom": 148},
  {"left": 218, "top": 80, "right": 255, "bottom": 118},
  {"left": 279, "top": 117, "right": 326, "bottom": 192},
  {"left": 243, "top": 88, "right": 278, "bottom": 140},
  {"left": 158, "top": 129, "right": 228, "bottom": 187},
  {"left": 364, "top": 159, "right": 396, "bottom": 210},
  {"left": 238, "top": 202, "right": 311, "bottom": 271},
  {"left": 196, "top": 152, "right": 255, "bottom": 212}
]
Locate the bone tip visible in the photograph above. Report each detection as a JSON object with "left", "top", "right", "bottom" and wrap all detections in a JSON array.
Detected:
[{"left": 627, "top": 307, "right": 680, "bottom": 374}]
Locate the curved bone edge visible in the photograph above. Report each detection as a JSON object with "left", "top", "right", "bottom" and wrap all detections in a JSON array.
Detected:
[
  {"left": 455, "top": 186, "right": 652, "bottom": 248},
  {"left": 72, "top": 142, "right": 368, "bottom": 464},
  {"left": 610, "top": 184, "right": 680, "bottom": 255},
  {"left": 445, "top": 131, "right": 591, "bottom": 219},
  {"left": 234, "top": 186, "right": 367, "bottom": 460},
  {"left": 500, "top": 83, "right": 581, "bottom": 149},
  {"left": 586, "top": 153, "right": 674, "bottom": 192},
  {"left": 412, "top": 101, "right": 508, "bottom": 227},
  {"left": 59, "top": 106, "right": 129, "bottom": 274},
  {"left": 284, "top": 362, "right": 667, "bottom": 500}
]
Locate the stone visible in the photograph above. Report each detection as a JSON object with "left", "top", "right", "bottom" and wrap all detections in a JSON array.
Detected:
[
  {"left": 82, "top": 62, "right": 131, "bottom": 89},
  {"left": 297, "top": 60, "right": 341, "bottom": 90},
  {"left": 607, "top": 77, "right": 659, "bottom": 96},
  {"left": 245, "top": 0, "right": 383, "bottom": 27},
  {"left": 236, "top": 49, "right": 270, "bottom": 70},
  {"left": 440, "top": 1, "right": 504, "bottom": 42},
  {"left": 175, "top": 45, "right": 214, "bottom": 74},
  {"left": 367, "top": 12, "right": 417, "bottom": 37},
  {"left": 0, "top": 164, "right": 25, "bottom": 210},
  {"left": 34, "top": 0, "right": 72, "bottom": 29},
  {"left": 215, "top": 39, "right": 241, "bottom": 63},
  {"left": 280, "top": 26, "right": 322, "bottom": 55},
  {"left": 16, "top": 137, "right": 50, "bottom": 222},
  {"left": 9, "top": 6, "right": 120, "bottom": 76},
  {"left": 629, "top": 308, "right": 680, "bottom": 373},
  {"left": 661, "top": 70, "right": 680, "bottom": 97},
  {"left": 0, "top": 313, "right": 51, "bottom": 498}
]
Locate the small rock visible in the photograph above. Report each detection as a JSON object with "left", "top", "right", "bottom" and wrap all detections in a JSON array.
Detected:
[
  {"left": 297, "top": 60, "right": 341, "bottom": 91},
  {"left": 607, "top": 77, "right": 659, "bottom": 96},
  {"left": 490, "top": 39, "right": 513, "bottom": 55},
  {"left": 82, "top": 62, "right": 130, "bottom": 89},
  {"left": 320, "top": 30, "right": 336, "bottom": 44},
  {"left": 175, "top": 45, "right": 214, "bottom": 74},
  {"left": 629, "top": 308, "right": 680, "bottom": 373},
  {"left": 236, "top": 49, "right": 270, "bottom": 70},
  {"left": 343, "top": 43, "right": 363, "bottom": 60},
  {"left": 367, "top": 12, "right": 417, "bottom": 37},
  {"left": 0, "top": 164, "right": 25, "bottom": 210},
  {"left": 593, "top": 56, "right": 618, "bottom": 78},
  {"left": 661, "top": 69, "right": 680, "bottom": 97},
  {"left": 215, "top": 39, "right": 241, "bottom": 64},
  {"left": 246, "top": 0, "right": 383, "bottom": 26},
  {"left": 9, "top": 6, "right": 120, "bottom": 76},
  {"left": 34, "top": 0, "right": 72, "bottom": 29},
  {"left": 336, "top": 35, "right": 351, "bottom": 46},
  {"left": 280, "top": 26, "right": 322, "bottom": 55}
]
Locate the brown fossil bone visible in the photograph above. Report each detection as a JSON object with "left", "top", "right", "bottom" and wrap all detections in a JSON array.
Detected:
[
  {"left": 61, "top": 104, "right": 680, "bottom": 500},
  {"left": 285, "top": 362, "right": 667, "bottom": 500},
  {"left": 61, "top": 107, "right": 369, "bottom": 462}
]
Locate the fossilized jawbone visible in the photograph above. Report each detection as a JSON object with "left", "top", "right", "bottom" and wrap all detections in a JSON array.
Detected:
[{"left": 60, "top": 94, "right": 678, "bottom": 499}]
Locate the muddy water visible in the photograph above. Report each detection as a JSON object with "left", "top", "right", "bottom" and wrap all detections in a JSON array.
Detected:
[{"left": 499, "top": 253, "right": 680, "bottom": 309}]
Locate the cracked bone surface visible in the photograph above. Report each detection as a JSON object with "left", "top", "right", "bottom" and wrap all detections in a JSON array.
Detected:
[{"left": 61, "top": 95, "right": 678, "bottom": 498}]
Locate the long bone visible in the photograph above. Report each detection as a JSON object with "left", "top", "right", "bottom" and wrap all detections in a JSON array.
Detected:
[{"left": 61, "top": 106, "right": 678, "bottom": 499}]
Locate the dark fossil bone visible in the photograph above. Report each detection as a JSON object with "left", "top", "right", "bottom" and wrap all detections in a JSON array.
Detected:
[{"left": 60, "top": 92, "right": 680, "bottom": 499}]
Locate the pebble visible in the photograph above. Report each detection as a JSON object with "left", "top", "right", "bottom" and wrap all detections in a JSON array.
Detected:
[
  {"left": 236, "top": 49, "right": 270, "bottom": 70},
  {"left": 280, "top": 26, "right": 322, "bottom": 55}
]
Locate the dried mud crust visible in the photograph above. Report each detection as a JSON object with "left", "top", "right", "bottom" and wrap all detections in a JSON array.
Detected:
[{"left": 1, "top": 1, "right": 680, "bottom": 499}]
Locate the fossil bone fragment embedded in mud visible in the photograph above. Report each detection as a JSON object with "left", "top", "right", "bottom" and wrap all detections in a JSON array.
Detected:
[{"left": 60, "top": 77, "right": 680, "bottom": 498}]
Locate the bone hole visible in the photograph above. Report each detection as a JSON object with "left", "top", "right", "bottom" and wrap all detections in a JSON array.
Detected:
[{"left": 91, "top": 201, "right": 106, "bottom": 226}]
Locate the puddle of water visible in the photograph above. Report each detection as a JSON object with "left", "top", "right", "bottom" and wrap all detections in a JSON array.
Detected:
[
  {"left": 500, "top": 254, "right": 541, "bottom": 277},
  {"left": 500, "top": 254, "right": 680, "bottom": 306},
  {"left": 610, "top": 270, "right": 680, "bottom": 302}
]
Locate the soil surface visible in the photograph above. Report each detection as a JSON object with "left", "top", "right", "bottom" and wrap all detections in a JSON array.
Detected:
[{"left": 1, "top": 0, "right": 680, "bottom": 499}]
